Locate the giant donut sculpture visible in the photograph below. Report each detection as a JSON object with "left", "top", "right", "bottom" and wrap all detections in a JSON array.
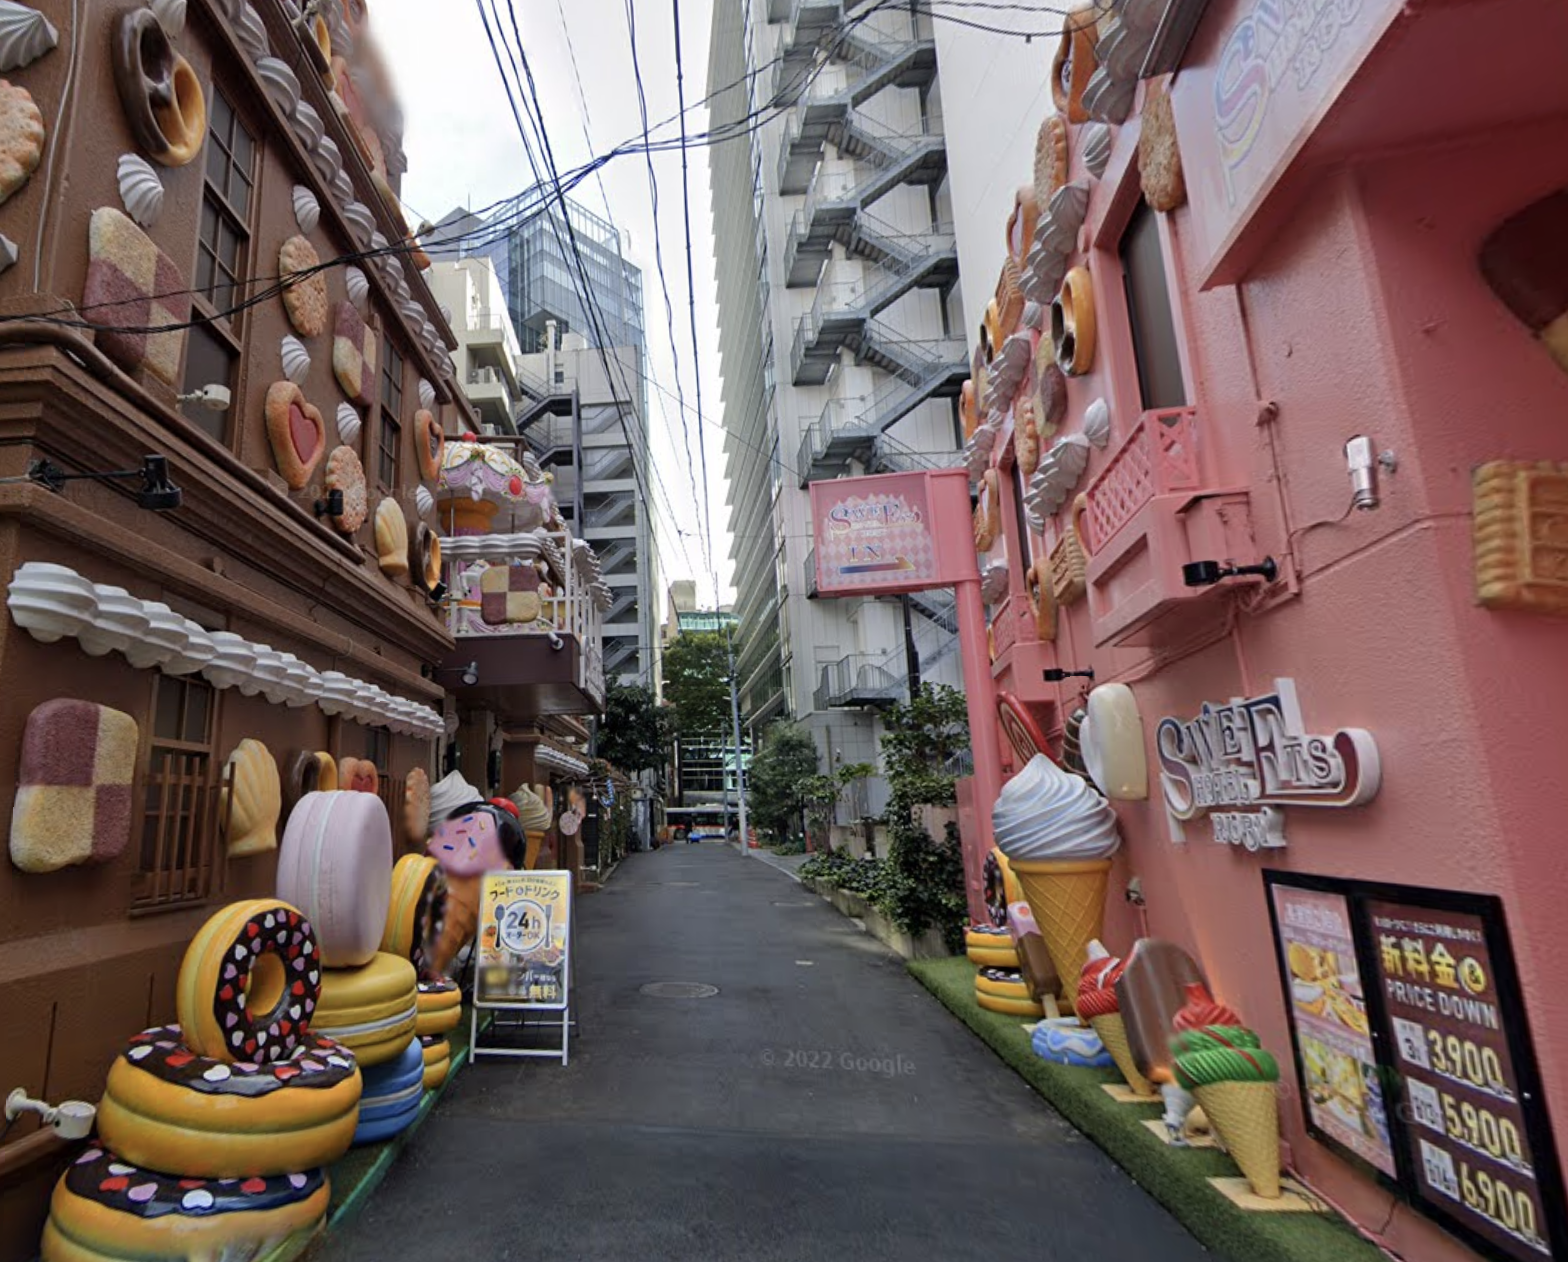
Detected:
[
  {"left": 421, "top": 1035, "right": 452, "bottom": 1090},
  {"left": 1027, "top": 556, "right": 1057, "bottom": 642},
  {"left": 351, "top": 1038, "right": 424, "bottom": 1146},
  {"left": 411, "top": 524, "right": 442, "bottom": 595},
  {"left": 976, "top": 987, "right": 1045, "bottom": 1017},
  {"left": 415, "top": 978, "right": 461, "bottom": 1037},
  {"left": 415, "top": 410, "right": 445, "bottom": 481},
  {"left": 112, "top": 10, "right": 208, "bottom": 167},
  {"left": 982, "top": 848, "right": 1025, "bottom": 928},
  {"left": 276, "top": 790, "right": 394, "bottom": 969},
  {"left": 41, "top": 1148, "right": 328, "bottom": 1262},
  {"left": 312, "top": 952, "right": 418, "bottom": 1067},
  {"left": 976, "top": 967, "right": 1036, "bottom": 1002},
  {"left": 1052, "top": 266, "right": 1098, "bottom": 377},
  {"left": 175, "top": 900, "right": 320, "bottom": 1065},
  {"left": 284, "top": 751, "right": 338, "bottom": 813},
  {"left": 382, "top": 853, "right": 448, "bottom": 980},
  {"left": 965, "top": 923, "right": 1019, "bottom": 969},
  {"left": 96, "top": 1026, "right": 360, "bottom": 1178}
]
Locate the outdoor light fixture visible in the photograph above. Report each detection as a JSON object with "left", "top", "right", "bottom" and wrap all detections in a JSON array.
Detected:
[
  {"left": 15, "top": 455, "right": 183, "bottom": 511},
  {"left": 314, "top": 489, "right": 345, "bottom": 519},
  {"left": 1044, "top": 667, "right": 1095, "bottom": 683},
  {"left": 1182, "top": 557, "right": 1279, "bottom": 588},
  {"left": 434, "top": 661, "right": 478, "bottom": 686}
]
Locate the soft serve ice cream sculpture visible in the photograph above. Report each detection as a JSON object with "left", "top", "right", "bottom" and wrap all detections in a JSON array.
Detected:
[
  {"left": 992, "top": 754, "right": 1120, "bottom": 1006},
  {"left": 426, "top": 787, "right": 526, "bottom": 975},
  {"left": 1170, "top": 984, "right": 1283, "bottom": 1197}
]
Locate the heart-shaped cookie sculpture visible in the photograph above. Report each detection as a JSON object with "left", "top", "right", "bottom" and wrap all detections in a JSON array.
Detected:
[
  {"left": 325, "top": 445, "right": 368, "bottom": 532},
  {"left": 265, "top": 382, "right": 326, "bottom": 490},
  {"left": 113, "top": 10, "right": 207, "bottom": 167},
  {"left": 339, "top": 756, "right": 379, "bottom": 795},
  {"left": 415, "top": 409, "right": 445, "bottom": 481}
]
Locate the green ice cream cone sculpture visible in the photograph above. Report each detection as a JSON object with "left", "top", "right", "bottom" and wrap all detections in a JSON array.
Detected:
[
  {"left": 991, "top": 755, "right": 1120, "bottom": 1012},
  {"left": 1171, "top": 983, "right": 1282, "bottom": 1198},
  {"left": 1077, "top": 941, "right": 1155, "bottom": 1095}
]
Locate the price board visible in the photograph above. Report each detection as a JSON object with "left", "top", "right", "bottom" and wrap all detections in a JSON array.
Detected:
[
  {"left": 1265, "top": 877, "right": 1397, "bottom": 1179},
  {"left": 1366, "top": 893, "right": 1565, "bottom": 1261},
  {"left": 1263, "top": 875, "right": 1567, "bottom": 1262}
]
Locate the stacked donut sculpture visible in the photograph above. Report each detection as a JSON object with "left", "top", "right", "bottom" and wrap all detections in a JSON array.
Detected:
[
  {"left": 42, "top": 787, "right": 474, "bottom": 1257},
  {"left": 46, "top": 899, "right": 359, "bottom": 1261}
]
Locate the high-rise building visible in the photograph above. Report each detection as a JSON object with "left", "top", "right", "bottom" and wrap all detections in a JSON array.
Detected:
[
  {"left": 708, "top": 0, "right": 968, "bottom": 821},
  {"left": 516, "top": 332, "right": 660, "bottom": 688},
  {"left": 424, "top": 256, "right": 527, "bottom": 434},
  {"left": 435, "top": 197, "right": 659, "bottom": 688}
]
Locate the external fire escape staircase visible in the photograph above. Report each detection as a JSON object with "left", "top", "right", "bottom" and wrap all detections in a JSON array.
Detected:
[
  {"left": 794, "top": 324, "right": 966, "bottom": 485},
  {"left": 782, "top": 119, "right": 949, "bottom": 286}
]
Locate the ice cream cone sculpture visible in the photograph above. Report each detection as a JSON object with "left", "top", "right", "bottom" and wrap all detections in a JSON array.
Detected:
[
  {"left": 1078, "top": 941, "right": 1155, "bottom": 1095},
  {"left": 992, "top": 754, "right": 1120, "bottom": 1006},
  {"left": 1170, "top": 983, "right": 1282, "bottom": 1198}
]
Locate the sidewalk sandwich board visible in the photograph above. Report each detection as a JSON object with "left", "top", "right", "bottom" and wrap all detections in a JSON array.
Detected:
[{"left": 470, "top": 869, "right": 573, "bottom": 1065}]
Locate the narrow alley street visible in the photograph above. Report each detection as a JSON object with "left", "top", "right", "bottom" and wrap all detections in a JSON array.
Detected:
[{"left": 312, "top": 847, "right": 1210, "bottom": 1261}]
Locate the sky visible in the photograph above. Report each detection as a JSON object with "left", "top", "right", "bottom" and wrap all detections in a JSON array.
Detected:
[{"left": 372, "top": 0, "right": 733, "bottom": 609}]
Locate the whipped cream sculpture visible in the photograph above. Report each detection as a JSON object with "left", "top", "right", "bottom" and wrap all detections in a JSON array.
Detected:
[{"left": 993, "top": 754, "right": 1120, "bottom": 1004}]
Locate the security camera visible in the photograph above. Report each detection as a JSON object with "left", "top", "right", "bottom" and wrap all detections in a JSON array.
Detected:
[
  {"left": 176, "top": 384, "right": 232, "bottom": 412},
  {"left": 547, "top": 632, "right": 564, "bottom": 651},
  {"left": 460, "top": 662, "right": 478, "bottom": 686},
  {"left": 6, "top": 1088, "right": 97, "bottom": 1141}
]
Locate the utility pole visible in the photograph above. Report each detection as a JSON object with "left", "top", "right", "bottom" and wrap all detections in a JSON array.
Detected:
[
  {"left": 726, "top": 627, "right": 749, "bottom": 855},
  {"left": 901, "top": 594, "right": 922, "bottom": 700}
]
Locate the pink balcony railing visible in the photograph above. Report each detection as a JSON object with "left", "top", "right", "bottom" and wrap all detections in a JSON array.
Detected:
[{"left": 1080, "top": 407, "right": 1200, "bottom": 553}]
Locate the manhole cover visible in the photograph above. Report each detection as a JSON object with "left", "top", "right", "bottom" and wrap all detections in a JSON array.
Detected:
[{"left": 639, "top": 982, "right": 719, "bottom": 999}]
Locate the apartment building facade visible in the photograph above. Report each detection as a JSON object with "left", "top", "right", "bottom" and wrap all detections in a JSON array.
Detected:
[
  {"left": 708, "top": 0, "right": 967, "bottom": 820},
  {"left": 424, "top": 257, "right": 527, "bottom": 435}
]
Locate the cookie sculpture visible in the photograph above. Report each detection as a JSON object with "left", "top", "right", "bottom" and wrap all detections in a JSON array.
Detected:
[
  {"left": 324, "top": 445, "right": 368, "bottom": 533},
  {"left": 221, "top": 739, "right": 281, "bottom": 857},
  {"left": 279, "top": 235, "right": 329, "bottom": 337},
  {"left": 0, "top": 79, "right": 43, "bottom": 206},
  {"left": 9, "top": 699, "right": 138, "bottom": 873},
  {"left": 265, "top": 382, "right": 326, "bottom": 489},
  {"left": 332, "top": 300, "right": 376, "bottom": 404},
  {"left": 1033, "top": 113, "right": 1069, "bottom": 211},
  {"left": 374, "top": 498, "right": 409, "bottom": 578},
  {"left": 415, "top": 408, "right": 444, "bottom": 481},
  {"left": 1138, "top": 82, "right": 1187, "bottom": 213},
  {"left": 84, "top": 207, "right": 190, "bottom": 387}
]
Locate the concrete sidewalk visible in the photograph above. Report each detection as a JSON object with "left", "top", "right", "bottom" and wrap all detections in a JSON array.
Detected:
[{"left": 310, "top": 845, "right": 1208, "bottom": 1262}]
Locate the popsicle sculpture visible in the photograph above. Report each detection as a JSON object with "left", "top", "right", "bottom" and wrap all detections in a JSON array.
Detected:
[
  {"left": 1170, "top": 983, "right": 1283, "bottom": 1198},
  {"left": 1078, "top": 941, "right": 1155, "bottom": 1095},
  {"left": 992, "top": 753, "right": 1120, "bottom": 1008}
]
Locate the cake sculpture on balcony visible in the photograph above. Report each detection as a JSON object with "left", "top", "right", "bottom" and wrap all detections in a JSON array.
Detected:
[
  {"left": 436, "top": 435, "right": 558, "bottom": 536},
  {"left": 992, "top": 753, "right": 1120, "bottom": 1007}
]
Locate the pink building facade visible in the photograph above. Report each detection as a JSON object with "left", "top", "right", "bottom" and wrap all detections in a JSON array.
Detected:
[{"left": 950, "top": 0, "right": 1568, "bottom": 1255}]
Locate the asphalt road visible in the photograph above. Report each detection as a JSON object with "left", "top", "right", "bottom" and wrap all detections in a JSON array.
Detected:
[{"left": 312, "top": 844, "right": 1208, "bottom": 1261}]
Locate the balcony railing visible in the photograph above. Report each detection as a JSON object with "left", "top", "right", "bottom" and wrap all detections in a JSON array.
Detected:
[
  {"left": 441, "top": 528, "right": 609, "bottom": 700},
  {"left": 1079, "top": 407, "right": 1201, "bottom": 552},
  {"left": 813, "top": 653, "right": 906, "bottom": 711}
]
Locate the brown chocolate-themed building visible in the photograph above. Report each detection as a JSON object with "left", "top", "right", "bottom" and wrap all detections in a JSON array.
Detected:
[{"left": 0, "top": 2, "right": 606, "bottom": 1254}]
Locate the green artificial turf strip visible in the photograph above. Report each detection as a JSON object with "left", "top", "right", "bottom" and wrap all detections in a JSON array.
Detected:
[{"left": 907, "top": 956, "right": 1385, "bottom": 1262}]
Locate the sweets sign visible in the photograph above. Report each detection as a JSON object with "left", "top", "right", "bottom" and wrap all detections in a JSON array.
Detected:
[{"left": 1157, "top": 679, "right": 1380, "bottom": 850}]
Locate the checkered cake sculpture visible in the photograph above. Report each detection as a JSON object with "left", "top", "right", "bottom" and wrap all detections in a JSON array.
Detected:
[
  {"left": 9, "top": 699, "right": 139, "bottom": 873},
  {"left": 83, "top": 207, "right": 190, "bottom": 388},
  {"left": 333, "top": 299, "right": 376, "bottom": 404},
  {"left": 479, "top": 564, "right": 541, "bottom": 625}
]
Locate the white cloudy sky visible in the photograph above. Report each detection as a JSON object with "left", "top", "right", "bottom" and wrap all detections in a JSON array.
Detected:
[{"left": 373, "top": 0, "right": 732, "bottom": 608}]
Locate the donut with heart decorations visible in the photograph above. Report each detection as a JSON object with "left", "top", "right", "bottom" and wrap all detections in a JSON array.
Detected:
[
  {"left": 96, "top": 1027, "right": 360, "bottom": 1179},
  {"left": 41, "top": 1147, "right": 328, "bottom": 1262},
  {"left": 175, "top": 900, "right": 321, "bottom": 1065},
  {"left": 414, "top": 978, "right": 461, "bottom": 1037}
]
